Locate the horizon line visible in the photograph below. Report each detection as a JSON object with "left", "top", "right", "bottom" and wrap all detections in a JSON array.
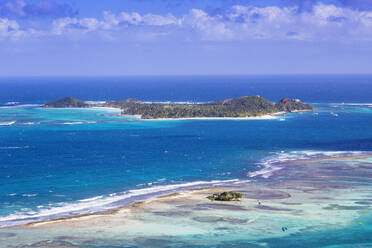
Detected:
[{"left": 1, "top": 73, "right": 372, "bottom": 78}]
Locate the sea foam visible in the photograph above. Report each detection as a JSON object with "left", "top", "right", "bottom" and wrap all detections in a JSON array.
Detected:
[
  {"left": 0, "top": 121, "right": 16, "bottom": 126},
  {"left": 249, "top": 150, "right": 366, "bottom": 178},
  {"left": 0, "top": 104, "right": 41, "bottom": 109},
  {"left": 60, "top": 121, "right": 96, "bottom": 125},
  {"left": 0, "top": 179, "right": 243, "bottom": 228}
]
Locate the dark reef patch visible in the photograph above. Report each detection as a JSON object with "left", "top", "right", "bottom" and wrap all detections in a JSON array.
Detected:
[
  {"left": 133, "top": 237, "right": 182, "bottom": 248},
  {"left": 256, "top": 205, "right": 292, "bottom": 212},
  {"left": 354, "top": 201, "right": 371, "bottom": 205},
  {"left": 0, "top": 232, "right": 17, "bottom": 239},
  {"left": 151, "top": 210, "right": 191, "bottom": 217},
  {"left": 280, "top": 202, "right": 302, "bottom": 205},
  {"left": 195, "top": 203, "right": 247, "bottom": 211},
  {"left": 240, "top": 190, "right": 291, "bottom": 200},
  {"left": 323, "top": 204, "right": 369, "bottom": 210},
  {"left": 9, "top": 241, "right": 85, "bottom": 248},
  {"left": 193, "top": 216, "right": 249, "bottom": 224}
]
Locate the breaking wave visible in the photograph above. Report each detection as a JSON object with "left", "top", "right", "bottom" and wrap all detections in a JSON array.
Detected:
[
  {"left": 0, "top": 146, "right": 29, "bottom": 150},
  {"left": 249, "top": 150, "right": 368, "bottom": 178},
  {"left": 0, "top": 179, "right": 245, "bottom": 228},
  {"left": 0, "top": 121, "right": 16, "bottom": 126},
  {"left": 59, "top": 121, "right": 96, "bottom": 125},
  {"left": 0, "top": 104, "right": 41, "bottom": 109}
]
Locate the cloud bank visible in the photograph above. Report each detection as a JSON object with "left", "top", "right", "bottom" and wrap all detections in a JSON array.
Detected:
[{"left": 1, "top": 3, "right": 372, "bottom": 41}]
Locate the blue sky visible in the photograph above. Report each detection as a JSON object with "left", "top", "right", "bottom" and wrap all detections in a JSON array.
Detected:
[{"left": 1, "top": 0, "right": 372, "bottom": 76}]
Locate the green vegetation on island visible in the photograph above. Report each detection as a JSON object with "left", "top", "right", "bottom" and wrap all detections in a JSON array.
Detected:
[
  {"left": 207, "top": 192, "right": 243, "bottom": 201},
  {"left": 274, "top": 98, "right": 313, "bottom": 112},
  {"left": 106, "top": 96, "right": 313, "bottom": 119},
  {"left": 42, "top": 96, "right": 314, "bottom": 119},
  {"left": 43, "top": 97, "right": 91, "bottom": 108}
]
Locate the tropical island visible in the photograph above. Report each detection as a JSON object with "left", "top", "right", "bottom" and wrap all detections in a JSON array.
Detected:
[
  {"left": 43, "top": 96, "right": 313, "bottom": 119},
  {"left": 43, "top": 97, "right": 91, "bottom": 108}
]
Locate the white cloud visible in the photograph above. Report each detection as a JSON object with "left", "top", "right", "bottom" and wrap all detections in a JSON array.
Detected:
[
  {"left": 182, "top": 9, "right": 233, "bottom": 40},
  {"left": 0, "top": 18, "right": 19, "bottom": 32},
  {"left": 0, "top": 18, "right": 24, "bottom": 38},
  {"left": 102, "top": 11, "right": 179, "bottom": 27},
  {"left": 2, "top": 4, "right": 372, "bottom": 41},
  {"left": 51, "top": 17, "right": 104, "bottom": 35}
]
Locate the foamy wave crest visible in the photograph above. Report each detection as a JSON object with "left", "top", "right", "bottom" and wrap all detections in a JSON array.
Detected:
[
  {"left": 23, "top": 122, "right": 40, "bottom": 126},
  {"left": 249, "top": 150, "right": 367, "bottom": 179},
  {"left": 60, "top": 121, "right": 96, "bottom": 125},
  {"left": 0, "top": 104, "right": 41, "bottom": 109},
  {"left": 328, "top": 103, "right": 372, "bottom": 109},
  {"left": 0, "top": 146, "right": 29, "bottom": 150},
  {"left": 0, "top": 179, "right": 243, "bottom": 228},
  {"left": 0, "top": 121, "right": 16, "bottom": 126},
  {"left": 22, "top": 194, "right": 38, "bottom": 198},
  {"left": 337, "top": 103, "right": 372, "bottom": 106},
  {"left": 5, "top": 102, "right": 20, "bottom": 105}
]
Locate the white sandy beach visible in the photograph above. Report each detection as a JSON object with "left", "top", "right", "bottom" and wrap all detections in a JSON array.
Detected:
[
  {"left": 133, "top": 112, "right": 288, "bottom": 121},
  {"left": 1, "top": 154, "right": 372, "bottom": 248},
  {"left": 90, "top": 107, "right": 122, "bottom": 111}
]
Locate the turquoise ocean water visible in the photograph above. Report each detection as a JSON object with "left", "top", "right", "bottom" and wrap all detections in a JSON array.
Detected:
[{"left": 0, "top": 75, "right": 372, "bottom": 247}]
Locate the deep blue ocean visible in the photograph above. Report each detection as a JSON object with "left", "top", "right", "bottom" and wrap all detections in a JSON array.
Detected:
[
  {"left": 1, "top": 75, "right": 372, "bottom": 228},
  {"left": 2, "top": 75, "right": 372, "bottom": 103}
]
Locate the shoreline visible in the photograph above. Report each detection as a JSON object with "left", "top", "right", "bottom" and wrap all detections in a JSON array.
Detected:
[
  {"left": 5, "top": 152, "right": 369, "bottom": 230},
  {"left": 38, "top": 106, "right": 314, "bottom": 121},
  {"left": 249, "top": 153, "right": 372, "bottom": 178},
  {"left": 129, "top": 111, "right": 291, "bottom": 121},
  {"left": 138, "top": 110, "right": 315, "bottom": 121},
  {"left": 128, "top": 111, "right": 294, "bottom": 121},
  {"left": 22, "top": 187, "right": 229, "bottom": 228},
  {"left": 140, "top": 114, "right": 280, "bottom": 121},
  {"left": 37, "top": 107, "right": 287, "bottom": 120},
  {"left": 87, "top": 106, "right": 122, "bottom": 111},
  {"left": 2, "top": 152, "right": 372, "bottom": 247}
]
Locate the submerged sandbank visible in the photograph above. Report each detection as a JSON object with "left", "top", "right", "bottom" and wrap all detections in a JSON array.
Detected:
[{"left": 2, "top": 153, "right": 372, "bottom": 248}]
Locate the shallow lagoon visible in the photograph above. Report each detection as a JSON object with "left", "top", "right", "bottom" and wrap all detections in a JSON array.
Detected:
[
  {"left": 1, "top": 98, "right": 372, "bottom": 247},
  {"left": 1, "top": 155, "right": 372, "bottom": 248}
]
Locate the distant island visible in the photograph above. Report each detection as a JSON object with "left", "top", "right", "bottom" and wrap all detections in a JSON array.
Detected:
[
  {"left": 43, "top": 97, "right": 91, "bottom": 108},
  {"left": 43, "top": 96, "right": 314, "bottom": 119}
]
